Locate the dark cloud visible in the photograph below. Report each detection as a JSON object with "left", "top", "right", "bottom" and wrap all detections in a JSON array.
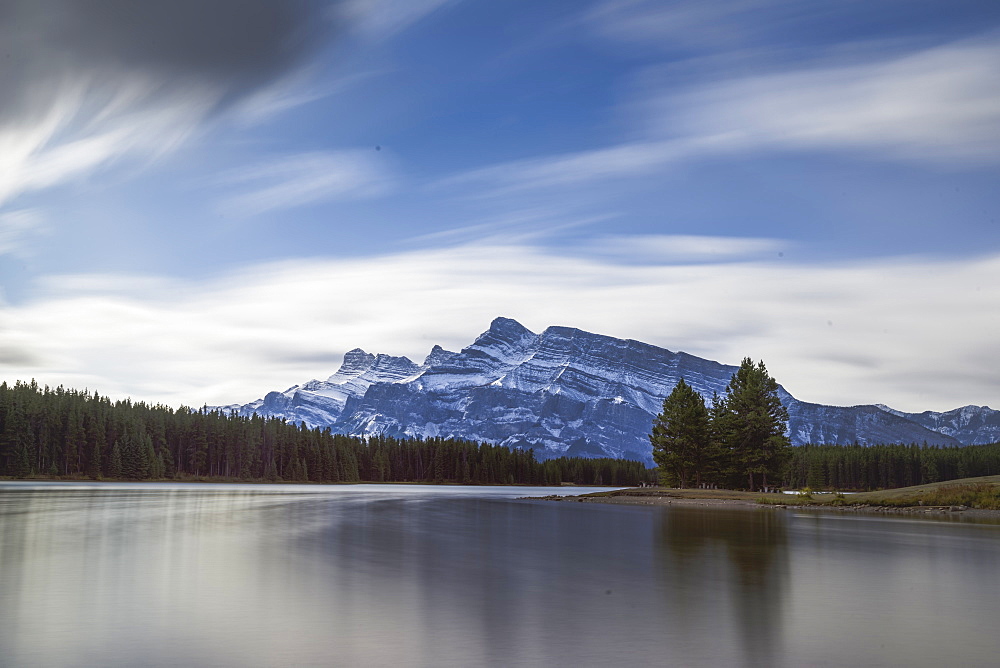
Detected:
[
  {"left": 0, "top": 345, "right": 40, "bottom": 367},
  {"left": 0, "top": 0, "right": 339, "bottom": 120}
]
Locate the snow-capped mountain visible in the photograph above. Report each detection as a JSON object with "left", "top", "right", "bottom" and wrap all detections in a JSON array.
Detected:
[
  {"left": 872, "top": 404, "right": 1000, "bottom": 445},
  {"left": 217, "top": 317, "right": 993, "bottom": 463}
]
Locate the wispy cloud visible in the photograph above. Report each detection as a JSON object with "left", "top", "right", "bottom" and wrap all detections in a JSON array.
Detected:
[
  {"left": 406, "top": 208, "right": 616, "bottom": 246},
  {"left": 0, "top": 78, "right": 220, "bottom": 207},
  {"left": 661, "top": 38, "right": 1000, "bottom": 164},
  {"left": 576, "top": 234, "right": 787, "bottom": 264},
  {"left": 339, "top": 0, "right": 458, "bottom": 39},
  {"left": 0, "top": 209, "right": 46, "bottom": 257},
  {"left": 586, "top": 0, "right": 784, "bottom": 50},
  {"left": 215, "top": 150, "right": 394, "bottom": 217},
  {"left": 437, "top": 139, "right": 701, "bottom": 193},
  {"left": 0, "top": 0, "right": 334, "bottom": 208},
  {"left": 443, "top": 35, "right": 1000, "bottom": 194},
  {"left": 233, "top": 69, "right": 383, "bottom": 127},
  {"left": 4, "top": 240, "right": 999, "bottom": 413}
]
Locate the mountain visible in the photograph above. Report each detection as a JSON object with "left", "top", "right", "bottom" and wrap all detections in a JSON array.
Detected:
[
  {"left": 873, "top": 404, "right": 1000, "bottom": 445},
  {"left": 217, "top": 317, "right": 994, "bottom": 464}
]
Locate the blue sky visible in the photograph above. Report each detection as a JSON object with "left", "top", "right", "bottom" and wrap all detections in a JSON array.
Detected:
[{"left": 1, "top": 0, "right": 999, "bottom": 412}]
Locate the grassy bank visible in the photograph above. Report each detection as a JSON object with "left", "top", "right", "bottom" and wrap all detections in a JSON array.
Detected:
[
  {"left": 571, "top": 475, "right": 1000, "bottom": 511},
  {"left": 829, "top": 475, "right": 1000, "bottom": 509}
]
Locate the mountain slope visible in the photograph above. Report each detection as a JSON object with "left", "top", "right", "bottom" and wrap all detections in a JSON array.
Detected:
[
  {"left": 219, "top": 317, "right": 981, "bottom": 463},
  {"left": 874, "top": 404, "right": 1000, "bottom": 445}
]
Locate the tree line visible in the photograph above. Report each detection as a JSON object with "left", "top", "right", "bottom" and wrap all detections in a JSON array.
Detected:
[
  {"left": 784, "top": 442, "right": 1000, "bottom": 491},
  {"left": 650, "top": 358, "right": 790, "bottom": 491},
  {"left": 0, "top": 380, "right": 653, "bottom": 486}
]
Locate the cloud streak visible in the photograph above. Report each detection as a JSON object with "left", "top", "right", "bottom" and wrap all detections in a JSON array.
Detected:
[
  {"left": 444, "top": 36, "right": 1000, "bottom": 193},
  {"left": 0, "top": 0, "right": 335, "bottom": 208},
  {"left": 2, "top": 239, "right": 998, "bottom": 414},
  {"left": 340, "top": 0, "right": 458, "bottom": 39},
  {"left": 586, "top": 0, "right": 789, "bottom": 50},
  {"left": 216, "top": 150, "right": 394, "bottom": 217},
  {"left": 0, "top": 209, "right": 46, "bottom": 257},
  {"left": 662, "top": 38, "right": 1000, "bottom": 164},
  {"left": 577, "top": 234, "right": 786, "bottom": 263}
]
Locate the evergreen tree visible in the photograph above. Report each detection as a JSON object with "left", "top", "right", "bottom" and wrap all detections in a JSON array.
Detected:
[
  {"left": 3, "top": 405, "right": 33, "bottom": 478},
  {"left": 107, "top": 439, "right": 123, "bottom": 478},
  {"left": 806, "top": 455, "right": 826, "bottom": 490},
  {"left": 120, "top": 427, "right": 152, "bottom": 479},
  {"left": 85, "top": 414, "right": 106, "bottom": 479},
  {"left": 650, "top": 378, "right": 713, "bottom": 488},
  {"left": 64, "top": 409, "right": 86, "bottom": 475},
  {"left": 714, "top": 358, "right": 790, "bottom": 491},
  {"left": 187, "top": 423, "right": 208, "bottom": 476}
]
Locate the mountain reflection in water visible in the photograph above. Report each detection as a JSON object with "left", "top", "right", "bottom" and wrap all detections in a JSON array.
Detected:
[{"left": 1, "top": 483, "right": 998, "bottom": 667}]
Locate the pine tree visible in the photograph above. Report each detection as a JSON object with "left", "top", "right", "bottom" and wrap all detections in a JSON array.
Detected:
[
  {"left": 650, "top": 378, "right": 713, "bottom": 488},
  {"left": 806, "top": 455, "right": 826, "bottom": 490},
  {"left": 3, "top": 405, "right": 33, "bottom": 478},
  {"left": 187, "top": 424, "right": 208, "bottom": 476},
  {"left": 107, "top": 439, "right": 123, "bottom": 479},
  {"left": 714, "top": 358, "right": 790, "bottom": 491},
  {"left": 120, "top": 427, "right": 152, "bottom": 479},
  {"left": 85, "top": 414, "right": 106, "bottom": 480},
  {"left": 141, "top": 432, "right": 157, "bottom": 479},
  {"left": 64, "top": 409, "right": 86, "bottom": 475}
]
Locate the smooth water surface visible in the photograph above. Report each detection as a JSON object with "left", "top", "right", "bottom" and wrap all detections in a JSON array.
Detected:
[{"left": 1, "top": 482, "right": 999, "bottom": 667}]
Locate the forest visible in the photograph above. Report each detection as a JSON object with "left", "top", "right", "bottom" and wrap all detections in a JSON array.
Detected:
[
  {"left": 782, "top": 442, "right": 1000, "bottom": 491},
  {"left": 0, "top": 380, "right": 653, "bottom": 487}
]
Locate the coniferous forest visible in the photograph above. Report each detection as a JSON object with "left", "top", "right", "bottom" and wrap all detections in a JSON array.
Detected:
[
  {"left": 783, "top": 442, "right": 1000, "bottom": 491},
  {"left": 0, "top": 380, "right": 654, "bottom": 486}
]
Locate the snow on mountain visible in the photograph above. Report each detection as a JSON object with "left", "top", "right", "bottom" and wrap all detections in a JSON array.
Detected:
[
  {"left": 236, "top": 348, "right": 421, "bottom": 427},
  {"left": 875, "top": 403, "right": 1000, "bottom": 445},
  {"left": 218, "top": 317, "right": 980, "bottom": 463}
]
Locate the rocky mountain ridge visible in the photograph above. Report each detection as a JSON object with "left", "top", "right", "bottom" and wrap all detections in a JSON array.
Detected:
[{"left": 217, "top": 317, "right": 996, "bottom": 463}]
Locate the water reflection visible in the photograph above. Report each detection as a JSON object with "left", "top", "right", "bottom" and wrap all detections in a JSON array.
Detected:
[
  {"left": 658, "top": 508, "right": 788, "bottom": 668},
  {"left": 2, "top": 484, "right": 999, "bottom": 667},
  {"left": 1, "top": 484, "right": 652, "bottom": 667}
]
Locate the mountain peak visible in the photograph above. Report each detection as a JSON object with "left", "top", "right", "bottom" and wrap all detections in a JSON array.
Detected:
[
  {"left": 423, "top": 344, "right": 457, "bottom": 367},
  {"left": 372, "top": 353, "right": 419, "bottom": 373},
  {"left": 874, "top": 403, "right": 905, "bottom": 417},
  {"left": 488, "top": 316, "right": 535, "bottom": 339},
  {"left": 467, "top": 317, "right": 538, "bottom": 362},
  {"left": 327, "top": 348, "right": 376, "bottom": 382}
]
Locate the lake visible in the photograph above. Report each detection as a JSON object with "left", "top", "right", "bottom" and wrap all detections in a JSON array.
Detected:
[{"left": 1, "top": 482, "right": 998, "bottom": 667}]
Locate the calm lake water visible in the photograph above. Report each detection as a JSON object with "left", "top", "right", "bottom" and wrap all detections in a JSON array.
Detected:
[{"left": 1, "top": 482, "right": 998, "bottom": 667}]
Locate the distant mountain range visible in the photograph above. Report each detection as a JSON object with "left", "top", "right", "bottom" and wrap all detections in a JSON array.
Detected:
[{"left": 217, "top": 317, "right": 1000, "bottom": 464}]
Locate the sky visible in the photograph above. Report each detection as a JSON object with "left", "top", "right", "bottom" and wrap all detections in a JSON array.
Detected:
[{"left": 1, "top": 0, "right": 999, "bottom": 413}]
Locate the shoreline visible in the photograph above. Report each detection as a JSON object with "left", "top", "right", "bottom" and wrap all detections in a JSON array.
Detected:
[
  {"left": 0, "top": 476, "right": 615, "bottom": 488},
  {"left": 536, "top": 492, "right": 763, "bottom": 510},
  {"left": 533, "top": 488, "right": 1000, "bottom": 522}
]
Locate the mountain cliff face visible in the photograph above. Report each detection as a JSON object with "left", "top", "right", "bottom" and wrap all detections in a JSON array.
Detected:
[
  {"left": 875, "top": 404, "right": 1000, "bottom": 445},
  {"left": 218, "top": 317, "right": 993, "bottom": 463}
]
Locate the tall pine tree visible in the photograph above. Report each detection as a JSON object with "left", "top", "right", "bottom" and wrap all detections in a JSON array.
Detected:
[
  {"left": 650, "top": 378, "right": 714, "bottom": 488},
  {"left": 714, "top": 358, "right": 789, "bottom": 491}
]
